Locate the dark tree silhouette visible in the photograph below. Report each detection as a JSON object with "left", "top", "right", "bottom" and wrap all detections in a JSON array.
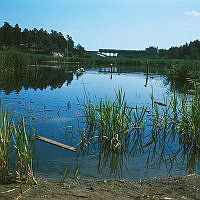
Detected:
[{"left": 0, "top": 22, "right": 86, "bottom": 57}]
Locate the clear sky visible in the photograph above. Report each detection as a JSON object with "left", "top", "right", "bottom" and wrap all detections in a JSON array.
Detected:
[{"left": 0, "top": 0, "right": 200, "bottom": 50}]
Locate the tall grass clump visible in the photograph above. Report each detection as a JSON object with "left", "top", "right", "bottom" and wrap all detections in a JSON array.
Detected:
[
  {"left": 145, "top": 85, "right": 200, "bottom": 170},
  {"left": 0, "top": 107, "right": 37, "bottom": 184},
  {"left": 0, "top": 109, "right": 13, "bottom": 183},
  {"left": 79, "top": 89, "right": 147, "bottom": 152},
  {"left": 177, "top": 86, "right": 200, "bottom": 168},
  {"left": 79, "top": 84, "right": 200, "bottom": 172},
  {"left": 13, "top": 119, "right": 37, "bottom": 184}
]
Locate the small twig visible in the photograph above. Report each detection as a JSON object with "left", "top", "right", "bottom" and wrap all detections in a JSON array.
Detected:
[
  {"left": 15, "top": 187, "right": 31, "bottom": 200},
  {"left": 1, "top": 188, "right": 16, "bottom": 194},
  {"left": 72, "top": 194, "right": 88, "bottom": 198}
]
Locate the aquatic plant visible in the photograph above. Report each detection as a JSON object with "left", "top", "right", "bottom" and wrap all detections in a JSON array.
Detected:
[
  {"left": 145, "top": 85, "right": 200, "bottom": 170},
  {"left": 79, "top": 89, "right": 147, "bottom": 153},
  {"left": 79, "top": 85, "right": 200, "bottom": 173},
  {"left": 13, "top": 119, "right": 37, "bottom": 184},
  {"left": 0, "top": 109, "right": 13, "bottom": 183},
  {"left": 0, "top": 106, "right": 37, "bottom": 183}
]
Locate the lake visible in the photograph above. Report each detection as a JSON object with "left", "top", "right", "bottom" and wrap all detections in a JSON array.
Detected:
[{"left": 0, "top": 64, "right": 199, "bottom": 180}]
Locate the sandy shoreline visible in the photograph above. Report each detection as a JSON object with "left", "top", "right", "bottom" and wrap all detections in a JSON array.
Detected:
[{"left": 0, "top": 174, "right": 200, "bottom": 200}]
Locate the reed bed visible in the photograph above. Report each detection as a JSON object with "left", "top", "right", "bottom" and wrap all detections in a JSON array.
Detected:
[
  {"left": 79, "top": 89, "right": 147, "bottom": 152},
  {"left": 13, "top": 119, "right": 37, "bottom": 184},
  {"left": 79, "top": 86, "right": 200, "bottom": 171},
  {"left": 0, "top": 109, "right": 13, "bottom": 182},
  {"left": 0, "top": 50, "right": 55, "bottom": 71},
  {"left": 0, "top": 109, "right": 37, "bottom": 184},
  {"left": 0, "top": 50, "right": 28, "bottom": 70}
]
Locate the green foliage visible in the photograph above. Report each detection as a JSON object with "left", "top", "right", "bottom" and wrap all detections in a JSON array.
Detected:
[
  {"left": 79, "top": 86, "right": 200, "bottom": 172},
  {"left": 0, "top": 109, "right": 37, "bottom": 184},
  {"left": 0, "top": 22, "right": 85, "bottom": 57},
  {"left": 0, "top": 50, "right": 28, "bottom": 70},
  {"left": 79, "top": 89, "right": 146, "bottom": 152},
  {"left": 168, "top": 40, "right": 200, "bottom": 59},
  {"left": 0, "top": 109, "right": 13, "bottom": 183},
  {"left": 0, "top": 50, "right": 57, "bottom": 70},
  {"left": 13, "top": 119, "right": 37, "bottom": 184},
  {"left": 165, "top": 62, "right": 200, "bottom": 91}
]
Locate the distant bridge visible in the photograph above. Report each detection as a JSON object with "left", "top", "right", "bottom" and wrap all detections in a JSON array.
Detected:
[
  {"left": 87, "top": 47, "right": 158, "bottom": 58},
  {"left": 87, "top": 49, "right": 139, "bottom": 57}
]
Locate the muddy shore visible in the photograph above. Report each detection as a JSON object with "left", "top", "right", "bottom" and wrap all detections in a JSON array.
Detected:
[{"left": 0, "top": 174, "right": 200, "bottom": 200}]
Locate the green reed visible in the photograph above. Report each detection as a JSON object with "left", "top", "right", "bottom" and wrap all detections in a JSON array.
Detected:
[
  {"left": 0, "top": 50, "right": 55, "bottom": 71},
  {"left": 0, "top": 109, "right": 13, "bottom": 183},
  {"left": 79, "top": 85, "right": 200, "bottom": 172},
  {"left": 145, "top": 85, "right": 200, "bottom": 170},
  {"left": 13, "top": 119, "right": 37, "bottom": 184},
  {"left": 0, "top": 106, "right": 37, "bottom": 184},
  {"left": 79, "top": 89, "right": 147, "bottom": 152},
  {"left": 0, "top": 50, "right": 28, "bottom": 70}
]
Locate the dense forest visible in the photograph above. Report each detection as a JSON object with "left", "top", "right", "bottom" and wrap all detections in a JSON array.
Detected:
[
  {"left": 168, "top": 40, "right": 200, "bottom": 59},
  {"left": 0, "top": 22, "right": 200, "bottom": 60},
  {"left": 0, "top": 22, "right": 85, "bottom": 57},
  {"left": 117, "top": 41, "right": 200, "bottom": 59}
]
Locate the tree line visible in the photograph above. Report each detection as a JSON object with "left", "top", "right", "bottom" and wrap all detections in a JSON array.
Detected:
[
  {"left": 1, "top": 22, "right": 200, "bottom": 60},
  {"left": 0, "top": 22, "right": 85, "bottom": 57},
  {"left": 118, "top": 41, "right": 200, "bottom": 60},
  {"left": 168, "top": 40, "right": 200, "bottom": 59}
]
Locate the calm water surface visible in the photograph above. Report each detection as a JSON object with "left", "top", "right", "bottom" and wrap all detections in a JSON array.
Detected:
[{"left": 0, "top": 65, "right": 199, "bottom": 180}]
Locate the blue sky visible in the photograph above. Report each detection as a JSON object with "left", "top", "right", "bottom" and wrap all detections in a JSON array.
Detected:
[{"left": 0, "top": 0, "right": 200, "bottom": 50}]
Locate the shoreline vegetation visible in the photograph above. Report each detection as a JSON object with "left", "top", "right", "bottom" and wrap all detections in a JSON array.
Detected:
[{"left": 0, "top": 49, "right": 200, "bottom": 87}]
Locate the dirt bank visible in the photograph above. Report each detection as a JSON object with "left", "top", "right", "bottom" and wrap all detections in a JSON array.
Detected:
[{"left": 0, "top": 174, "right": 200, "bottom": 200}]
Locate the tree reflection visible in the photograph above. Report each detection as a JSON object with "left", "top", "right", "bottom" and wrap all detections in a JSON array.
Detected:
[{"left": 0, "top": 66, "right": 83, "bottom": 94}]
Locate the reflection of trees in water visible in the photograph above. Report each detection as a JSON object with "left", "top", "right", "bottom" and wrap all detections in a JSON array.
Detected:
[
  {"left": 163, "top": 76, "right": 191, "bottom": 93},
  {"left": 0, "top": 67, "right": 83, "bottom": 94},
  {"left": 97, "top": 65, "right": 197, "bottom": 93}
]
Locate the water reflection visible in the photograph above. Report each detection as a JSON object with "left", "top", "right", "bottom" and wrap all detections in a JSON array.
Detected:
[
  {"left": 0, "top": 65, "right": 83, "bottom": 94},
  {"left": 77, "top": 124, "right": 200, "bottom": 178},
  {"left": 77, "top": 92, "right": 200, "bottom": 178},
  {"left": 0, "top": 64, "right": 199, "bottom": 180},
  {"left": 0, "top": 64, "right": 190, "bottom": 95}
]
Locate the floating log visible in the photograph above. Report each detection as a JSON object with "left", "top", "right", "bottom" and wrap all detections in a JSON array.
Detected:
[
  {"left": 154, "top": 101, "right": 167, "bottom": 106},
  {"left": 36, "top": 136, "right": 77, "bottom": 152}
]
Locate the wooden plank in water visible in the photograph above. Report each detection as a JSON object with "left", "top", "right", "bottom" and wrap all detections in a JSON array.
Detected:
[{"left": 36, "top": 136, "right": 77, "bottom": 152}]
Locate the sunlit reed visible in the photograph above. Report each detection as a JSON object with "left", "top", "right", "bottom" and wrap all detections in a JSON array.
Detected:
[
  {"left": 0, "top": 109, "right": 13, "bottom": 183},
  {"left": 13, "top": 119, "right": 37, "bottom": 184}
]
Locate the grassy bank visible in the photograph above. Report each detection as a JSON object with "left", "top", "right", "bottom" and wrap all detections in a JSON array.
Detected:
[
  {"left": 0, "top": 50, "right": 55, "bottom": 70},
  {"left": 1, "top": 49, "right": 200, "bottom": 69}
]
